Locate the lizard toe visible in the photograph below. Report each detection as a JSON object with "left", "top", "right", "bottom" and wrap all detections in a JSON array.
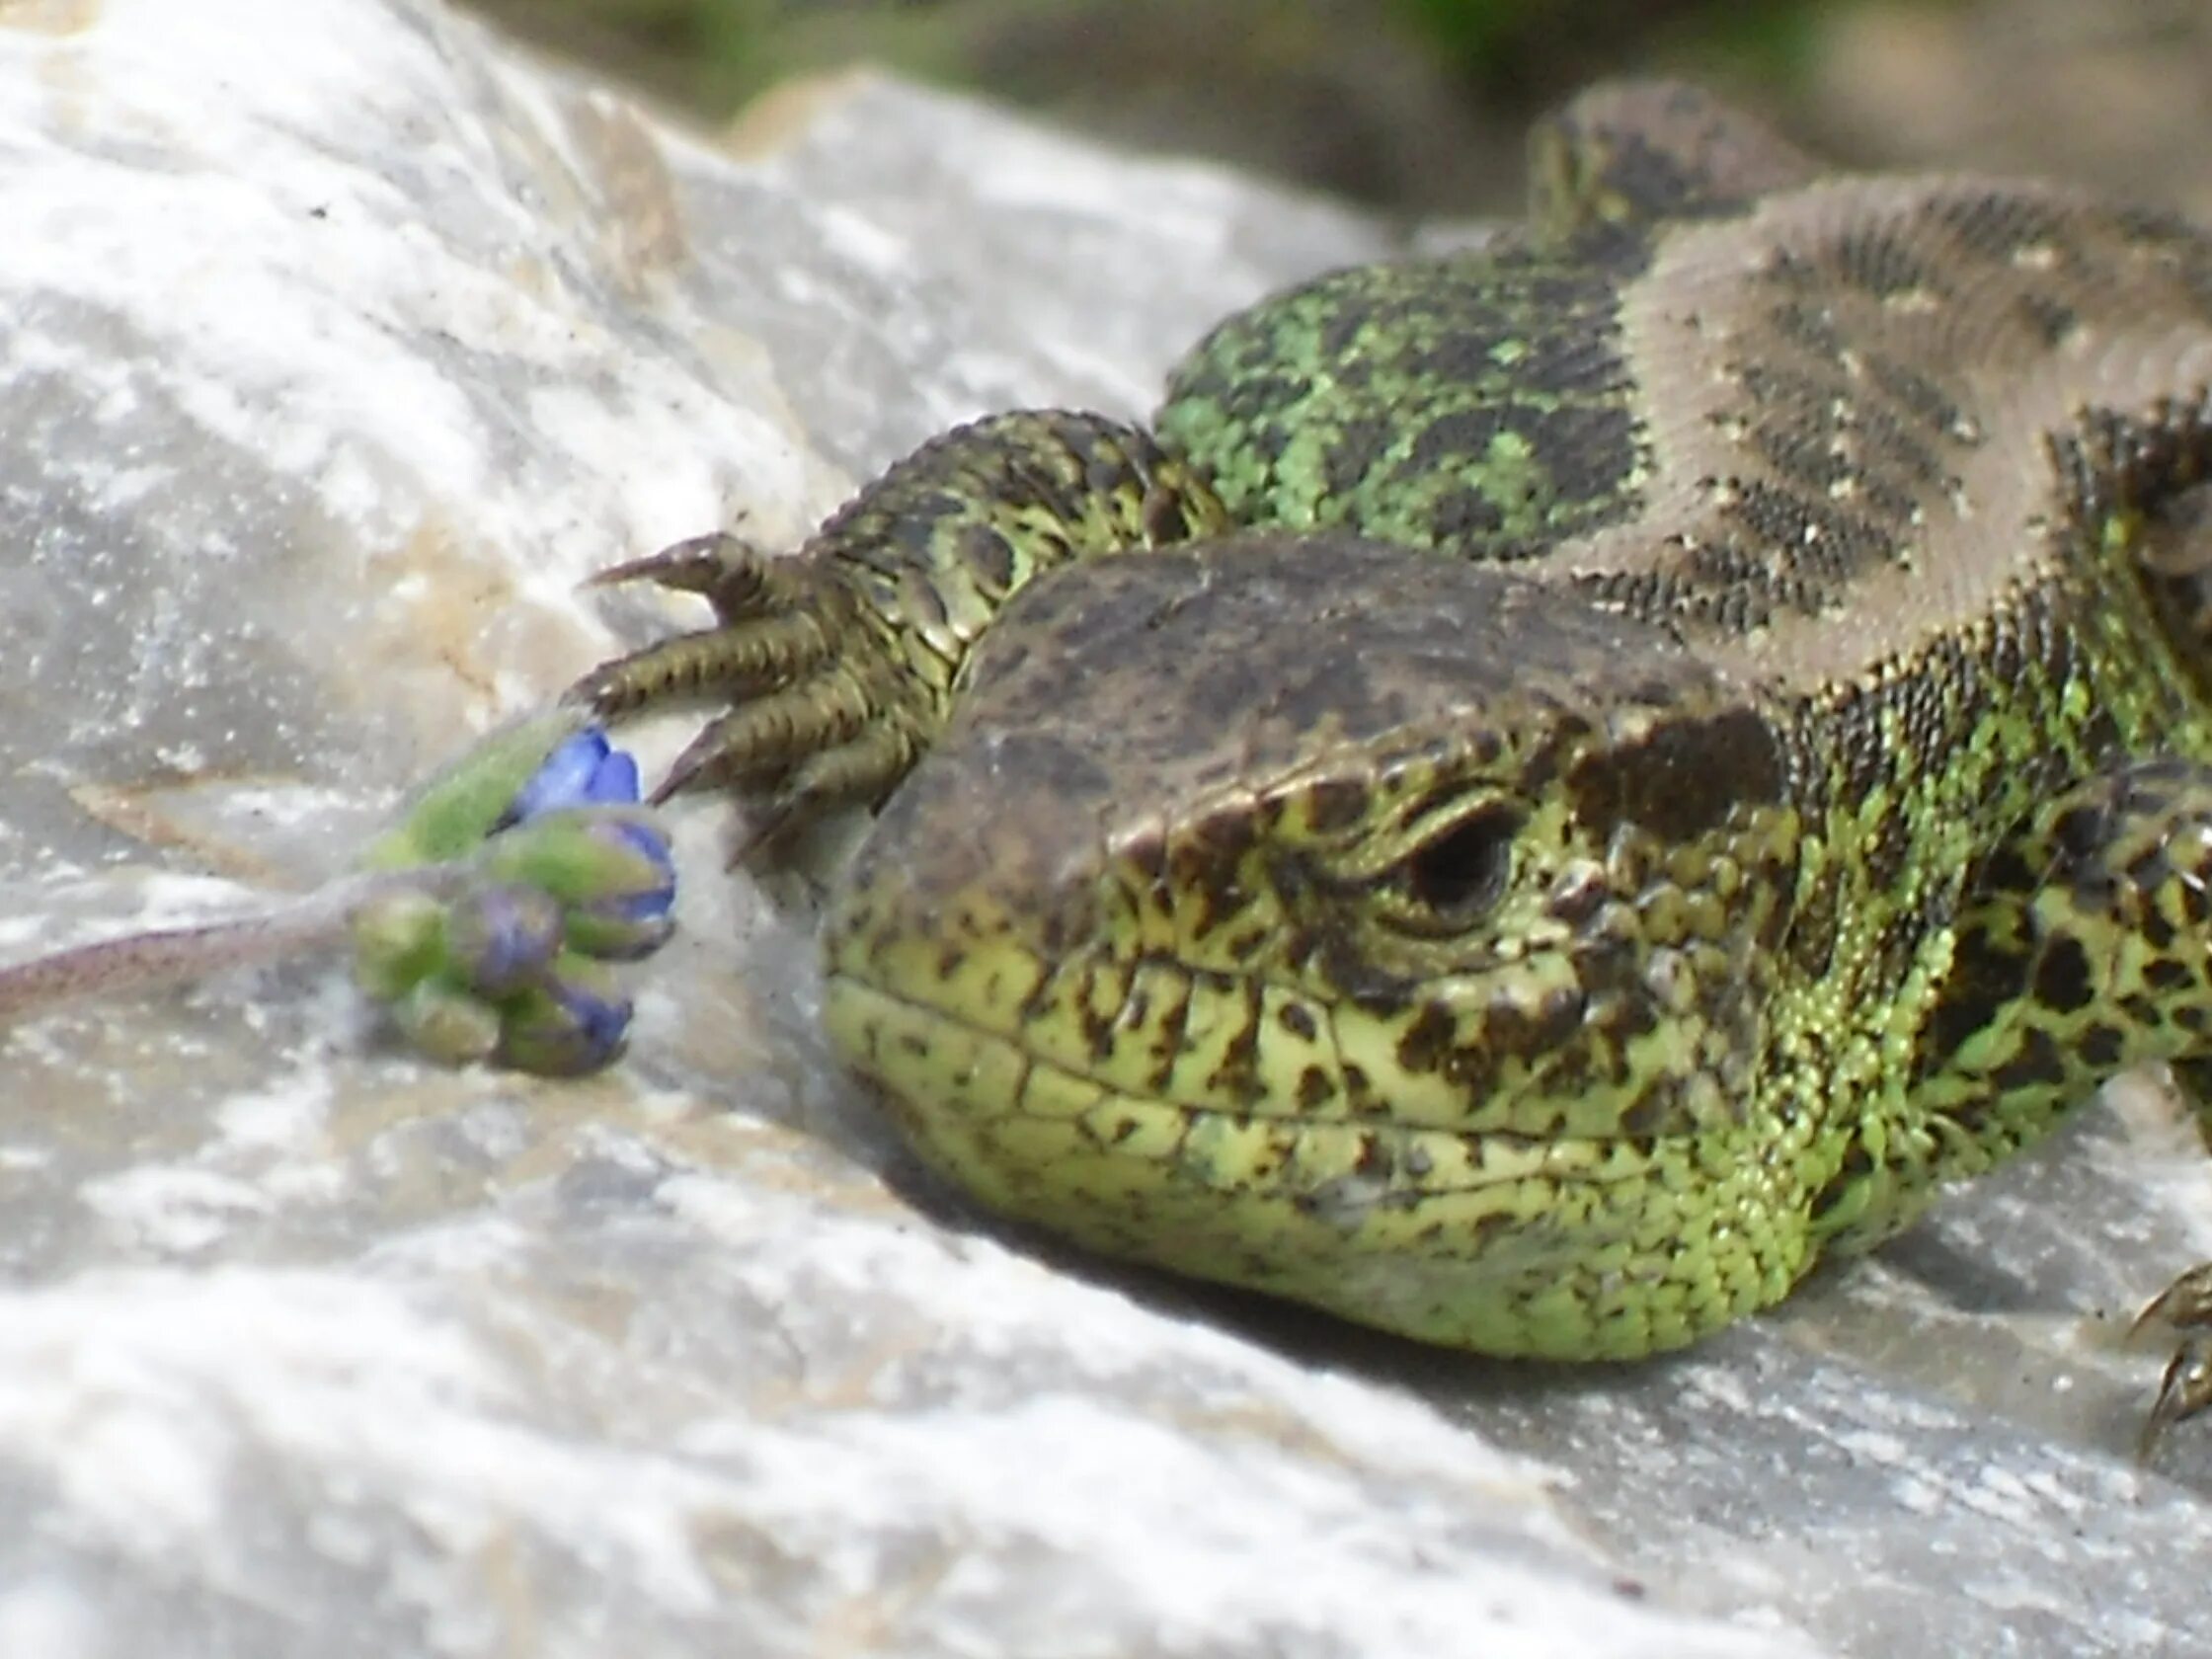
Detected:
[
  {"left": 729, "top": 725, "right": 919, "bottom": 861},
  {"left": 587, "top": 528, "right": 779, "bottom": 618},
  {"left": 2142, "top": 1333, "right": 2212, "bottom": 1460},
  {"left": 651, "top": 669, "right": 875, "bottom": 802},
  {"left": 2132, "top": 1264, "right": 2212, "bottom": 1457}
]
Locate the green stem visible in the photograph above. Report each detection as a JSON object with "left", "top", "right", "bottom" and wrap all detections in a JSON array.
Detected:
[{"left": 0, "top": 867, "right": 464, "bottom": 1024}]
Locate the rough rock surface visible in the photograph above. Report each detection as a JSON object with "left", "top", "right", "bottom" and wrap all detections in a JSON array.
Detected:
[{"left": 0, "top": 3, "right": 2206, "bottom": 1656}]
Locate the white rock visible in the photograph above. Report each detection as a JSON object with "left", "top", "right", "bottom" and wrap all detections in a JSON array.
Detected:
[{"left": 0, "top": 2, "right": 2203, "bottom": 1656}]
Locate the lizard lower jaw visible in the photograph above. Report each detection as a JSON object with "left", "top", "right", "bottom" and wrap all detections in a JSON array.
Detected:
[{"left": 820, "top": 956, "right": 1802, "bottom": 1362}]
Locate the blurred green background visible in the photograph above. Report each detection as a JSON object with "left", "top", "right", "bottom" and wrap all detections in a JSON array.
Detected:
[{"left": 458, "top": 1, "right": 2212, "bottom": 216}]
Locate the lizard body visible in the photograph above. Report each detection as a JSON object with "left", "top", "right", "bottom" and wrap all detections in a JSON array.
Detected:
[{"left": 577, "top": 83, "right": 2212, "bottom": 1436}]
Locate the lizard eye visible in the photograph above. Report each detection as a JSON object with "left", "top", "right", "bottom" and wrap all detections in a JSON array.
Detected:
[{"left": 1395, "top": 802, "right": 1524, "bottom": 929}]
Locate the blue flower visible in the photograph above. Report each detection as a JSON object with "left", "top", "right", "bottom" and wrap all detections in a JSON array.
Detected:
[
  {"left": 353, "top": 715, "right": 679, "bottom": 1077},
  {"left": 491, "top": 726, "right": 676, "bottom": 956},
  {"left": 498, "top": 727, "right": 646, "bottom": 826}
]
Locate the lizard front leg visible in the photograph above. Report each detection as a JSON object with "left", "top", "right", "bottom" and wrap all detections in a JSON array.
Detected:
[
  {"left": 1855, "top": 757, "right": 2212, "bottom": 1451},
  {"left": 571, "top": 411, "right": 1228, "bottom": 851}
]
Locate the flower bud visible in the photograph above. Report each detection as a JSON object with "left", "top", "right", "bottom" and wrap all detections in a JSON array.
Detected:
[
  {"left": 349, "top": 888, "right": 450, "bottom": 1001},
  {"left": 498, "top": 726, "right": 645, "bottom": 824},
  {"left": 495, "top": 956, "right": 634, "bottom": 1076},
  {"left": 442, "top": 880, "right": 566, "bottom": 997},
  {"left": 390, "top": 976, "right": 504, "bottom": 1067},
  {"left": 350, "top": 715, "right": 672, "bottom": 1075},
  {"left": 477, "top": 808, "right": 677, "bottom": 963},
  {"left": 360, "top": 707, "right": 605, "bottom": 870}
]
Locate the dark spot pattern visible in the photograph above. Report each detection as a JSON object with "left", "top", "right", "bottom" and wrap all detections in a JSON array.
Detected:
[{"left": 1567, "top": 708, "right": 1782, "bottom": 841}]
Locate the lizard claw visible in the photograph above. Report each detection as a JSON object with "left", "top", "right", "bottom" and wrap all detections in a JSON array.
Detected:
[
  {"left": 2131, "top": 1263, "right": 2212, "bottom": 1459},
  {"left": 573, "top": 532, "right": 839, "bottom": 718},
  {"left": 586, "top": 529, "right": 777, "bottom": 610},
  {"left": 573, "top": 528, "right": 946, "bottom": 851},
  {"left": 2143, "top": 1337, "right": 2212, "bottom": 1462}
]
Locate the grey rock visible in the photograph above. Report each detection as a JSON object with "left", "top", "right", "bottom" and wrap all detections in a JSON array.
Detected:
[{"left": 0, "top": 3, "right": 2203, "bottom": 1656}]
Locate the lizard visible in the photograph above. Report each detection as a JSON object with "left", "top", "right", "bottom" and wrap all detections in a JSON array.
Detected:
[{"left": 571, "top": 80, "right": 2212, "bottom": 1447}]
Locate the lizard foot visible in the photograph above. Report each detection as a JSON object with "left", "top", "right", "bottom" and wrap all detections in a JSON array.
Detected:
[
  {"left": 567, "top": 412, "right": 1228, "bottom": 856},
  {"left": 2133, "top": 1264, "right": 2212, "bottom": 1458},
  {"left": 571, "top": 530, "right": 930, "bottom": 854}
]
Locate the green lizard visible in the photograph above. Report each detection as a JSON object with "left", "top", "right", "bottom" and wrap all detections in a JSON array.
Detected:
[{"left": 576, "top": 81, "right": 2212, "bottom": 1446}]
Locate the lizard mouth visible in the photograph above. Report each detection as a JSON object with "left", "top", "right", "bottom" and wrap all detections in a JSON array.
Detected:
[{"left": 819, "top": 936, "right": 1773, "bottom": 1363}]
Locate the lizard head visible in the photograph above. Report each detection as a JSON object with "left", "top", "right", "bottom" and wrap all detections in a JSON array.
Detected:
[{"left": 823, "top": 531, "right": 1809, "bottom": 1357}]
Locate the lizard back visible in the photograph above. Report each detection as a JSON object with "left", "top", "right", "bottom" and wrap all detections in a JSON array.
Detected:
[{"left": 1160, "top": 176, "right": 2212, "bottom": 704}]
